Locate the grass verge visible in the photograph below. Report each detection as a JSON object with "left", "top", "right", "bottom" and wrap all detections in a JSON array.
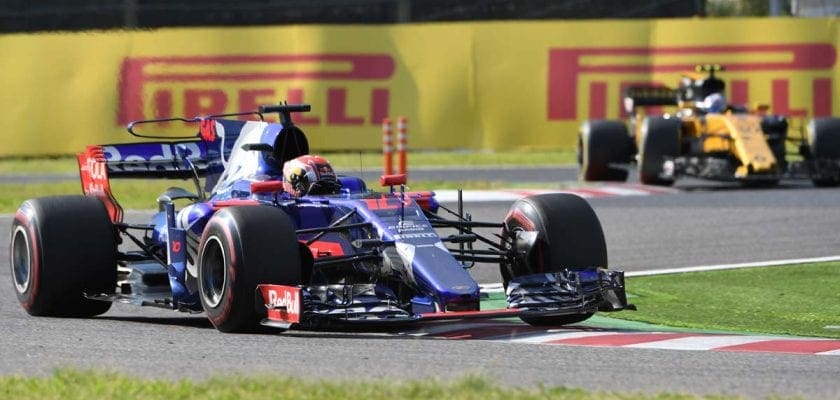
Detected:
[
  {"left": 0, "top": 179, "right": 567, "bottom": 213},
  {"left": 0, "top": 369, "right": 735, "bottom": 400},
  {"left": 613, "top": 262, "right": 840, "bottom": 339},
  {"left": 0, "top": 150, "right": 576, "bottom": 212},
  {"left": 0, "top": 150, "right": 577, "bottom": 174}
]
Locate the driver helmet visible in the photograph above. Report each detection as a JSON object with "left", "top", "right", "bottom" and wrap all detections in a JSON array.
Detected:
[
  {"left": 282, "top": 155, "right": 342, "bottom": 196},
  {"left": 702, "top": 92, "right": 727, "bottom": 113}
]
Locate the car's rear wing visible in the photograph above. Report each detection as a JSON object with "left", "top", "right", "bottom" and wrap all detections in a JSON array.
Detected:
[
  {"left": 77, "top": 128, "right": 227, "bottom": 223},
  {"left": 79, "top": 140, "right": 221, "bottom": 179},
  {"left": 78, "top": 104, "right": 312, "bottom": 222},
  {"left": 77, "top": 118, "right": 255, "bottom": 222},
  {"left": 623, "top": 86, "right": 679, "bottom": 115}
]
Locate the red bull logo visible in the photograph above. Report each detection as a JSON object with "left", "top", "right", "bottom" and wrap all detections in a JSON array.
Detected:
[
  {"left": 547, "top": 43, "right": 837, "bottom": 120},
  {"left": 117, "top": 53, "right": 395, "bottom": 126}
]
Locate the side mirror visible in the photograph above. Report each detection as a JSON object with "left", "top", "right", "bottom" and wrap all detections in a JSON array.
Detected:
[
  {"left": 241, "top": 143, "right": 274, "bottom": 152},
  {"left": 380, "top": 174, "right": 407, "bottom": 187}
]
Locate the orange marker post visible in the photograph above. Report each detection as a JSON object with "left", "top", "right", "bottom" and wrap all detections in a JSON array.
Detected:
[
  {"left": 397, "top": 116, "right": 408, "bottom": 176},
  {"left": 382, "top": 118, "right": 393, "bottom": 175}
]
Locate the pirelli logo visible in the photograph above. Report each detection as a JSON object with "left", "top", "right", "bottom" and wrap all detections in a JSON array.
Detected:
[
  {"left": 117, "top": 54, "right": 395, "bottom": 125},
  {"left": 547, "top": 44, "right": 837, "bottom": 120}
]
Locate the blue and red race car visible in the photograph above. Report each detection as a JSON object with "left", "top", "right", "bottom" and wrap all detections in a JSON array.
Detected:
[{"left": 10, "top": 104, "right": 632, "bottom": 333}]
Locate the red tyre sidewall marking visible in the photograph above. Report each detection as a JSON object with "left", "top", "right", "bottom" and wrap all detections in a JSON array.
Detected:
[
  {"left": 199, "top": 216, "right": 237, "bottom": 327},
  {"left": 14, "top": 208, "right": 40, "bottom": 311},
  {"left": 505, "top": 208, "right": 536, "bottom": 231},
  {"left": 215, "top": 218, "right": 238, "bottom": 327},
  {"left": 505, "top": 207, "right": 545, "bottom": 273}
]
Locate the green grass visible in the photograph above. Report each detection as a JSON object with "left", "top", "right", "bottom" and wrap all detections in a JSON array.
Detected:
[
  {"left": 0, "top": 181, "right": 169, "bottom": 212},
  {"left": 0, "top": 157, "right": 79, "bottom": 174},
  {"left": 0, "top": 369, "right": 737, "bottom": 400},
  {"left": 0, "top": 178, "right": 571, "bottom": 213},
  {"left": 0, "top": 150, "right": 578, "bottom": 212},
  {"left": 0, "top": 182, "right": 84, "bottom": 212},
  {"left": 0, "top": 150, "right": 577, "bottom": 212},
  {"left": 0, "top": 150, "right": 577, "bottom": 174},
  {"left": 613, "top": 262, "right": 840, "bottom": 339},
  {"left": 328, "top": 149, "right": 577, "bottom": 170}
]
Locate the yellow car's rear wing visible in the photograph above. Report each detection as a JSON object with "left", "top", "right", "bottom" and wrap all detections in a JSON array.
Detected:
[{"left": 623, "top": 86, "right": 679, "bottom": 115}]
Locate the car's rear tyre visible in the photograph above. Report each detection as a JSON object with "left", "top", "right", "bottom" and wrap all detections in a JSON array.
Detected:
[
  {"left": 638, "top": 116, "right": 681, "bottom": 186},
  {"left": 501, "top": 193, "right": 607, "bottom": 326},
  {"left": 578, "top": 120, "right": 632, "bottom": 182},
  {"left": 198, "top": 206, "right": 303, "bottom": 333},
  {"left": 10, "top": 196, "right": 116, "bottom": 317},
  {"left": 808, "top": 118, "right": 840, "bottom": 187}
]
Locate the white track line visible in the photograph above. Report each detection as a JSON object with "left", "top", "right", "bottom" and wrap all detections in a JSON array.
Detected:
[
  {"left": 626, "top": 335, "right": 772, "bottom": 350},
  {"left": 504, "top": 330, "right": 617, "bottom": 344},
  {"left": 479, "top": 256, "right": 840, "bottom": 293},
  {"left": 433, "top": 184, "right": 674, "bottom": 203},
  {"left": 627, "top": 255, "right": 840, "bottom": 277}
]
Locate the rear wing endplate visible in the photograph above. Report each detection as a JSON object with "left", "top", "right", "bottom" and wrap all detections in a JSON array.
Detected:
[{"left": 77, "top": 146, "right": 124, "bottom": 222}]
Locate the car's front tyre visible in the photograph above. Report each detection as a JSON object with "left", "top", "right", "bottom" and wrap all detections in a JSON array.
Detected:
[
  {"left": 501, "top": 193, "right": 608, "bottom": 326},
  {"left": 197, "top": 206, "right": 303, "bottom": 333}
]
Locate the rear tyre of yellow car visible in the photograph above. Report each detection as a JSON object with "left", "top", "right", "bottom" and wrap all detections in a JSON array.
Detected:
[{"left": 639, "top": 116, "right": 680, "bottom": 186}]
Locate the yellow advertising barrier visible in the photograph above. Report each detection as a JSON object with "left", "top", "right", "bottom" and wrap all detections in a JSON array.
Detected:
[{"left": 1, "top": 18, "right": 839, "bottom": 156}]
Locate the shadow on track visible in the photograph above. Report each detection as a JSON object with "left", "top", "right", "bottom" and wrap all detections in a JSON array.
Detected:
[{"left": 98, "top": 315, "right": 215, "bottom": 329}]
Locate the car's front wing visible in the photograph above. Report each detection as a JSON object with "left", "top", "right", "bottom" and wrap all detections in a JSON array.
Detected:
[{"left": 256, "top": 268, "right": 632, "bottom": 331}]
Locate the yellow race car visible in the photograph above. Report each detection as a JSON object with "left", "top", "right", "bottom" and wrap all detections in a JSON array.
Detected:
[{"left": 578, "top": 65, "right": 840, "bottom": 187}]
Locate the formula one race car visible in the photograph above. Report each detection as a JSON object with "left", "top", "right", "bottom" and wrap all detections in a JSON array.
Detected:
[
  {"left": 578, "top": 65, "right": 840, "bottom": 187},
  {"left": 10, "top": 104, "right": 631, "bottom": 333}
]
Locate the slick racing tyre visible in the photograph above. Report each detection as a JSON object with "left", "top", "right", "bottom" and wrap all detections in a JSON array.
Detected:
[
  {"left": 198, "top": 206, "right": 304, "bottom": 333},
  {"left": 638, "top": 116, "right": 681, "bottom": 186},
  {"left": 808, "top": 118, "right": 840, "bottom": 187},
  {"left": 578, "top": 120, "right": 632, "bottom": 182},
  {"left": 501, "top": 193, "right": 608, "bottom": 326},
  {"left": 10, "top": 196, "right": 116, "bottom": 317}
]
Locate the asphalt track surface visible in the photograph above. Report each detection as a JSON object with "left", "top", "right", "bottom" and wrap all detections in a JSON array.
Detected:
[{"left": 1, "top": 167, "right": 839, "bottom": 398}]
